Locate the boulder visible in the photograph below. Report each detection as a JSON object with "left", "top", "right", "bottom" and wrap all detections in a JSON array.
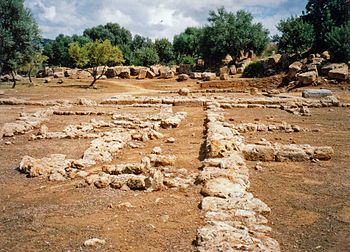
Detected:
[
  {"left": 190, "top": 72, "right": 202, "bottom": 79},
  {"left": 177, "top": 74, "right": 189, "bottom": 81},
  {"left": 220, "top": 73, "right": 229, "bottom": 80},
  {"left": 297, "top": 71, "right": 317, "bottom": 85},
  {"left": 328, "top": 65, "right": 349, "bottom": 81},
  {"left": 178, "top": 87, "right": 190, "bottom": 96},
  {"left": 236, "top": 67, "right": 244, "bottom": 74},
  {"left": 137, "top": 68, "right": 147, "bottom": 79},
  {"left": 219, "top": 66, "right": 229, "bottom": 75},
  {"left": 159, "top": 71, "right": 174, "bottom": 79},
  {"left": 53, "top": 72, "right": 64, "bottom": 78},
  {"left": 146, "top": 70, "right": 156, "bottom": 79},
  {"left": 201, "top": 177, "right": 245, "bottom": 198},
  {"left": 105, "top": 68, "right": 116, "bottom": 78},
  {"left": 119, "top": 68, "right": 130, "bottom": 79},
  {"left": 321, "top": 63, "right": 346, "bottom": 76},
  {"left": 288, "top": 61, "right": 303, "bottom": 78},
  {"left": 222, "top": 54, "right": 233, "bottom": 65},
  {"left": 1, "top": 74, "right": 11, "bottom": 82},
  {"left": 302, "top": 89, "right": 333, "bottom": 98},
  {"left": 229, "top": 65, "right": 237, "bottom": 75},
  {"left": 202, "top": 72, "right": 216, "bottom": 81},
  {"left": 150, "top": 65, "right": 161, "bottom": 76},
  {"left": 178, "top": 64, "right": 193, "bottom": 74},
  {"left": 321, "top": 51, "right": 330, "bottom": 60}
]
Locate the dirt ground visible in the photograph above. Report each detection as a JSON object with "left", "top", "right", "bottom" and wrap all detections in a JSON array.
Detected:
[{"left": 0, "top": 77, "right": 349, "bottom": 251}]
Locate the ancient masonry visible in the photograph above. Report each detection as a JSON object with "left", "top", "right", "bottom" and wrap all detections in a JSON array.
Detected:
[{"left": 0, "top": 92, "right": 345, "bottom": 251}]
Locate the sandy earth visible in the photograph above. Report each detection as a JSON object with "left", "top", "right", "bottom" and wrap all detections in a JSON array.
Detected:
[{"left": 0, "top": 77, "right": 349, "bottom": 251}]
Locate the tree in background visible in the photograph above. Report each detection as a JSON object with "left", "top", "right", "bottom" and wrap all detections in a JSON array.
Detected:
[
  {"left": 43, "top": 34, "right": 91, "bottom": 67},
  {"left": 0, "top": 0, "right": 41, "bottom": 88},
  {"left": 154, "top": 38, "right": 174, "bottom": 65},
  {"left": 173, "top": 27, "right": 202, "bottom": 64},
  {"left": 304, "top": 0, "right": 350, "bottom": 52},
  {"left": 131, "top": 35, "right": 153, "bottom": 52},
  {"left": 21, "top": 52, "right": 48, "bottom": 84},
  {"left": 132, "top": 47, "right": 159, "bottom": 67},
  {"left": 325, "top": 22, "right": 350, "bottom": 62},
  {"left": 274, "top": 16, "right": 314, "bottom": 54},
  {"left": 200, "top": 8, "right": 269, "bottom": 65},
  {"left": 83, "top": 22, "right": 132, "bottom": 63},
  {"left": 69, "top": 39, "right": 124, "bottom": 88}
]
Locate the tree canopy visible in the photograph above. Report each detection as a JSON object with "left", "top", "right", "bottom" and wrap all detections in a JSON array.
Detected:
[
  {"left": 275, "top": 16, "right": 314, "bottom": 54},
  {"left": 154, "top": 38, "right": 174, "bottom": 65},
  {"left": 173, "top": 27, "right": 202, "bottom": 61},
  {"left": 69, "top": 39, "right": 124, "bottom": 87},
  {"left": 199, "top": 8, "right": 269, "bottom": 65},
  {"left": 0, "top": 0, "right": 41, "bottom": 87}
]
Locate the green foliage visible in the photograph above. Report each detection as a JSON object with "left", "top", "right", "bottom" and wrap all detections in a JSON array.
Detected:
[
  {"left": 200, "top": 8, "right": 269, "bottom": 65},
  {"left": 132, "top": 47, "right": 159, "bottom": 67},
  {"left": 43, "top": 34, "right": 91, "bottom": 67},
  {"left": 304, "top": 0, "right": 350, "bottom": 51},
  {"left": 131, "top": 35, "right": 153, "bottom": 52},
  {"left": 68, "top": 39, "right": 124, "bottom": 86},
  {"left": 325, "top": 22, "right": 350, "bottom": 62},
  {"left": 178, "top": 55, "right": 196, "bottom": 64},
  {"left": 275, "top": 16, "right": 314, "bottom": 54},
  {"left": 154, "top": 38, "right": 174, "bottom": 65},
  {"left": 0, "top": 0, "right": 41, "bottom": 87},
  {"left": 242, "top": 62, "right": 265, "bottom": 78},
  {"left": 83, "top": 23, "right": 132, "bottom": 47},
  {"left": 173, "top": 27, "right": 202, "bottom": 61}
]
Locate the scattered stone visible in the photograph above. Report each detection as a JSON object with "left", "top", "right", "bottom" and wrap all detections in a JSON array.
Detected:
[
  {"left": 83, "top": 238, "right": 106, "bottom": 247},
  {"left": 152, "top": 146, "right": 162, "bottom": 154},
  {"left": 177, "top": 74, "right": 189, "bottom": 82},
  {"left": 166, "top": 137, "right": 175, "bottom": 143},
  {"left": 297, "top": 71, "right": 317, "bottom": 85},
  {"left": 178, "top": 88, "right": 190, "bottom": 96}
]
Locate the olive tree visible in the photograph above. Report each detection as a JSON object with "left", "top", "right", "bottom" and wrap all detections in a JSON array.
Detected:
[
  {"left": 68, "top": 39, "right": 124, "bottom": 88},
  {"left": 0, "top": 0, "right": 41, "bottom": 88}
]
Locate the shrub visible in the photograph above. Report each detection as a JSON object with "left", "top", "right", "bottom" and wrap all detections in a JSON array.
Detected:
[
  {"left": 242, "top": 62, "right": 265, "bottom": 78},
  {"left": 275, "top": 16, "right": 314, "bottom": 54},
  {"left": 325, "top": 22, "right": 350, "bottom": 62},
  {"left": 131, "top": 47, "right": 159, "bottom": 67}
]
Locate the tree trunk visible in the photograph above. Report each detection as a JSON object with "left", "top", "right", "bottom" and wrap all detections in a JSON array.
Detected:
[
  {"left": 11, "top": 71, "right": 16, "bottom": 88},
  {"left": 28, "top": 67, "right": 33, "bottom": 85},
  {"left": 89, "top": 76, "right": 97, "bottom": 89}
]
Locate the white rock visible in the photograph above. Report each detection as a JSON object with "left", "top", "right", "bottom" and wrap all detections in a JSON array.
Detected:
[{"left": 83, "top": 238, "right": 106, "bottom": 247}]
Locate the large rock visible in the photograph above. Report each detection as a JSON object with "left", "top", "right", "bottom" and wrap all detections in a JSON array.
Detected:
[
  {"left": 297, "top": 71, "right": 317, "bottom": 85},
  {"left": 178, "top": 64, "right": 193, "bottom": 74},
  {"left": 219, "top": 66, "right": 229, "bottom": 75},
  {"left": 202, "top": 72, "right": 216, "bottom": 81},
  {"left": 178, "top": 87, "right": 190, "bottom": 96},
  {"left": 328, "top": 64, "right": 349, "bottom": 81},
  {"left": 119, "top": 68, "right": 130, "bottom": 79},
  {"left": 201, "top": 177, "right": 246, "bottom": 198},
  {"left": 302, "top": 89, "right": 333, "bottom": 98},
  {"left": 137, "top": 68, "right": 147, "bottom": 79},
  {"left": 288, "top": 61, "right": 303, "bottom": 78},
  {"left": 177, "top": 74, "right": 189, "bottom": 81},
  {"left": 159, "top": 71, "right": 174, "bottom": 79},
  {"left": 229, "top": 65, "right": 237, "bottom": 75},
  {"left": 242, "top": 144, "right": 276, "bottom": 161},
  {"left": 105, "top": 67, "right": 116, "bottom": 78},
  {"left": 146, "top": 70, "right": 156, "bottom": 79},
  {"left": 321, "top": 63, "right": 346, "bottom": 76}
]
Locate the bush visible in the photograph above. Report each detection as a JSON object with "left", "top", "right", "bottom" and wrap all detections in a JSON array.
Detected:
[
  {"left": 131, "top": 47, "right": 159, "bottom": 67},
  {"left": 178, "top": 55, "right": 196, "bottom": 64},
  {"left": 325, "top": 22, "right": 350, "bottom": 62},
  {"left": 275, "top": 16, "right": 314, "bottom": 54},
  {"left": 242, "top": 62, "right": 265, "bottom": 78}
]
